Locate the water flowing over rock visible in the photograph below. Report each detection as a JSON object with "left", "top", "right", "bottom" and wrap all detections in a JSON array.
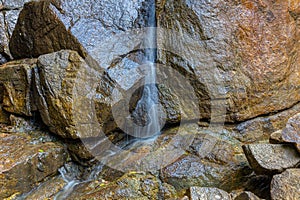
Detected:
[
  {"left": 157, "top": 0, "right": 300, "bottom": 122},
  {"left": 243, "top": 144, "right": 300, "bottom": 175},
  {"left": 270, "top": 168, "right": 300, "bottom": 200},
  {"left": 0, "top": 132, "right": 67, "bottom": 199}
]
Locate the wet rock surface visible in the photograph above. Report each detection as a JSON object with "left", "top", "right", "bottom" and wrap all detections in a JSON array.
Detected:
[
  {"left": 65, "top": 172, "right": 172, "bottom": 200},
  {"left": 157, "top": 0, "right": 300, "bottom": 122},
  {"left": 9, "top": 1, "right": 87, "bottom": 60},
  {"left": 34, "top": 50, "right": 101, "bottom": 139},
  {"left": 270, "top": 168, "right": 300, "bottom": 200},
  {"left": 0, "top": 131, "right": 67, "bottom": 199},
  {"left": 0, "top": 59, "right": 37, "bottom": 116},
  {"left": 0, "top": 0, "right": 300, "bottom": 199},
  {"left": 243, "top": 144, "right": 300, "bottom": 175},
  {"left": 23, "top": 176, "right": 66, "bottom": 200}
]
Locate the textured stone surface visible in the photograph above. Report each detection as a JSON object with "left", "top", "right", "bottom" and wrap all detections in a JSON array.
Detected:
[
  {"left": 34, "top": 50, "right": 101, "bottom": 139},
  {"left": 65, "top": 172, "right": 175, "bottom": 200},
  {"left": 282, "top": 113, "right": 300, "bottom": 152},
  {"left": 0, "top": 132, "right": 67, "bottom": 199},
  {"left": 0, "top": 59, "right": 37, "bottom": 116},
  {"left": 157, "top": 0, "right": 300, "bottom": 122},
  {"left": 0, "top": 105, "right": 9, "bottom": 124},
  {"left": 235, "top": 102, "right": 300, "bottom": 143},
  {"left": 243, "top": 144, "right": 300, "bottom": 175},
  {"left": 161, "top": 154, "right": 250, "bottom": 191},
  {"left": 9, "top": 1, "right": 87, "bottom": 60},
  {"left": 271, "top": 168, "right": 300, "bottom": 200},
  {"left": 189, "top": 187, "right": 230, "bottom": 200},
  {"left": 23, "top": 176, "right": 66, "bottom": 200},
  {"left": 269, "top": 130, "right": 285, "bottom": 144},
  {"left": 0, "top": 0, "right": 31, "bottom": 63},
  {"left": 9, "top": 0, "right": 148, "bottom": 62},
  {"left": 233, "top": 191, "right": 262, "bottom": 200}
]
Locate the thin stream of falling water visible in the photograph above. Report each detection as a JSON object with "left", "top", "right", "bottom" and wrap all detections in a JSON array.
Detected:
[
  {"left": 53, "top": 1, "right": 158, "bottom": 198},
  {"left": 132, "top": 0, "right": 160, "bottom": 139}
]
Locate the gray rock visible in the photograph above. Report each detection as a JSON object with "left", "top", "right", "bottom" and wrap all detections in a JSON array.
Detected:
[
  {"left": 282, "top": 113, "right": 300, "bottom": 153},
  {"left": 243, "top": 144, "right": 300, "bottom": 175},
  {"left": 271, "top": 168, "right": 300, "bottom": 200},
  {"left": 235, "top": 103, "right": 300, "bottom": 143},
  {"left": 189, "top": 187, "right": 230, "bottom": 200}
]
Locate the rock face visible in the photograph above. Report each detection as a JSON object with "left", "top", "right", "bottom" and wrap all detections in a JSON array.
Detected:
[
  {"left": 271, "top": 168, "right": 300, "bottom": 200},
  {"left": 0, "top": 59, "right": 37, "bottom": 116},
  {"left": 189, "top": 187, "right": 230, "bottom": 200},
  {"left": 0, "top": 0, "right": 31, "bottom": 63},
  {"left": 235, "top": 103, "right": 300, "bottom": 143},
  {"left": 160, "top": 126, "right": 251, "bottom": 192},
  {"left": 157, "top": 0, "right": 300, "bottom": 122},
  {"left": 34, "top": 50, "right": 101, "bottom": 139},
  {"left": 282, "top": 113, "right": 300, "bottom": 152},
  {"left": 243, "top": 144, "right": 300, "bottom": 175},
  {"left": 65, "top": 172, "right": 175, "bottom": 200},
  {"left": 0, "top": 132, "right": 67, "bottom": 199},
  {"left": 8, "top": 0, "right": 147, "bottom": 62},
  {"left": 9, "top": 1, "right": 87, "bottom": 60}
]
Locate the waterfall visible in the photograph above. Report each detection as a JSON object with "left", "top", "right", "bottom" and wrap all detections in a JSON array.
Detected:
[{"left": 131, "top": 0, "right": 160, "bottom": 139}]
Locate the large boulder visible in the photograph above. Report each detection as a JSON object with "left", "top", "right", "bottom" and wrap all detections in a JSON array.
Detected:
[
  {"left": 157, "top": 0, "right": 300, "bottom": 122},
  {"left": 271, "top": 168, "right": 300, "bottom": 200},
  {"left": 160, "top": 125, "right": 252, "bottom": 192},
  {"left": 243, "top": 144, "right": 300, "bottom": 175},
  {"left": 34, "top": 50, "right": 102, "bottom": 139},
  {"left": 0, "top": 59, "right": 37, "bottom": 116},
  {"left": 0, "top": 131, "right": 67, "bottom": 199},
  {"left": 0, "top": 0, "right": 31, "bottom": 63},
  {"left": 9, "top": 0, "right": 87, "bottom": 60},
  {"left": 8, "top": 0, "right": 148, "bottom": 62}
]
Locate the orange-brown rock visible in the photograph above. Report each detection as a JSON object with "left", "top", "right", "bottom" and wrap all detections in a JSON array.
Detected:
[
  {"left": 157, "top": 0, "right": 300, "bottom": 122},
  {"left": 0, "top": 132, "right": 67, "bottom": 199},
  {"left": 0, "top": 59, "right": 37, "bottom": 116}
]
